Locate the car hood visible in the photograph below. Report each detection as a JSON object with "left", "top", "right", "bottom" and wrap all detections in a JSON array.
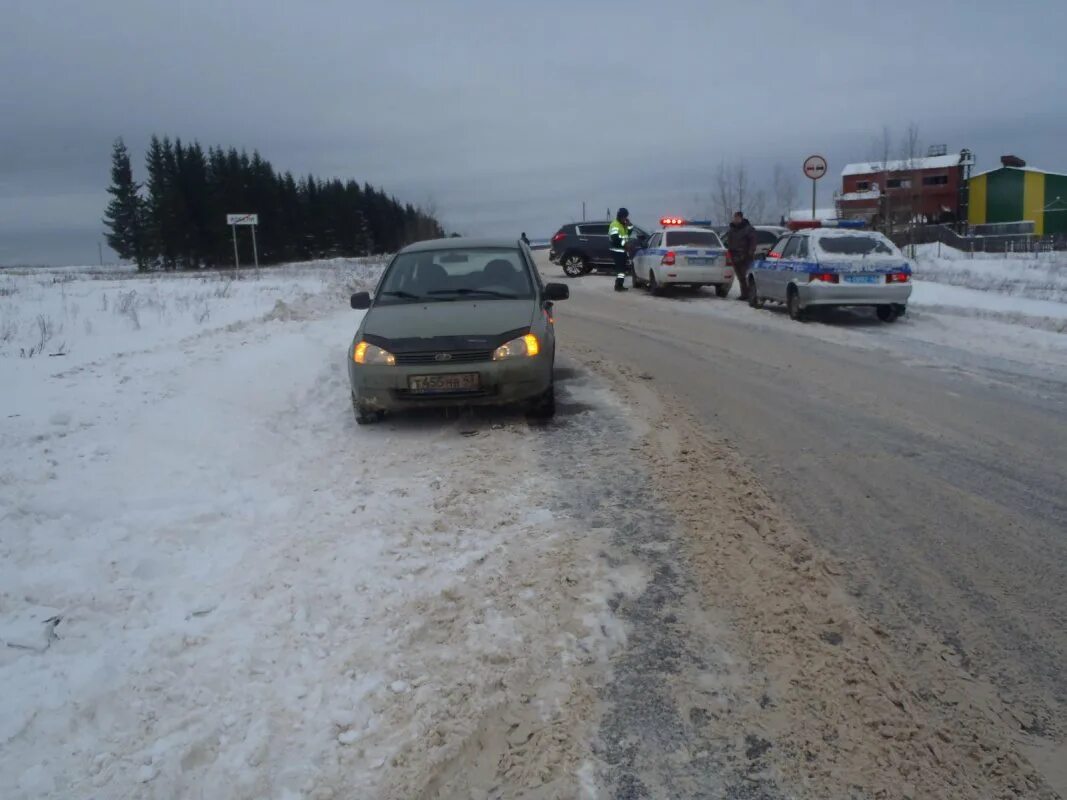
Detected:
[{"left": 362, "top": 299, "right": 536, "bottom": 346}]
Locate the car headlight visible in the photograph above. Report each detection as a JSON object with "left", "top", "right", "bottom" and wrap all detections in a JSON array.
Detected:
[
  {"left": 492, "top": 333, "right": 540, "bottom": 361},
  {"left": 353, "top": 341, "right": 396, "bottom": 366}
]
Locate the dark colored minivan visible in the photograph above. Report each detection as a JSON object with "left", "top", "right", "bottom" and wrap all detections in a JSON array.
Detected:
[{"left": 549, "top": 222, "right": 649, "bottom": 277}]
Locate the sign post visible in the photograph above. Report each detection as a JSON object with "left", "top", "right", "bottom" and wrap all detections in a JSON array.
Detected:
[
  {"left": 226, "top": 214, "right": 259, "bottom": 278},
  {"left": 803, "top": 155, "right": 828, "bottom": 222}
]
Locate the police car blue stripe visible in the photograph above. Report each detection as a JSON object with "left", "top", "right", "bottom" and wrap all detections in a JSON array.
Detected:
[{"left": 758, "top": 259, "right": 912, "bottom": 275}]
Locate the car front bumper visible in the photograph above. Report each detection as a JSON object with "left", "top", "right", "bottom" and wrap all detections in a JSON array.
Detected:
[
  {"left": 653, "top": 266, "right": 734, "bottom": 285},
  {"left": 797, "top": 281, "right": 912, "bottom": 307},
  {"left": 350, "top": 354, "right": 553, "bottom": 412}
]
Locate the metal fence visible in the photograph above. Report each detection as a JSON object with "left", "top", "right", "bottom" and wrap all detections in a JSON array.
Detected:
[{"left": 889, "top": 224, "right": 1067, "bottom": 257}]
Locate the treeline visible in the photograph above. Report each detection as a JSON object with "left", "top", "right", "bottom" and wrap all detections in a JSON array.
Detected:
[{"left": 103, "top": 136, "right": 444, "bottom": 270}]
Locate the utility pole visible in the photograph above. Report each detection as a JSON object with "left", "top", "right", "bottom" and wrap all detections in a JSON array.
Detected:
[
  {"left": 582, "top": 201, "right": 586, "bottom": 222},
  {"left": 98, "top": 241, "right": 103, "bottom": 266}
]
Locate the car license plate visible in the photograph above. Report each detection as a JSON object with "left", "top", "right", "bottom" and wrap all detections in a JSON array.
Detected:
[
  {"left": 686, "top": 257, "right": 712, "bottom": 265},
  {"left": 844, "top": 274, "right": 880, "bottom": 284},
  {"left": 408, "top": 373, "right": 480, "bottom": 394}
]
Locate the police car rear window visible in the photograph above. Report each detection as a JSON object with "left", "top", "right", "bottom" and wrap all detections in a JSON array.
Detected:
[
  {"left": 755, "top": 230, "right": 780, "bottom": 245},
  {"left": 665, "top": 231, "right": 722, "bottom": 248},
  {"left": 818, "top": 235, "right": 894, "bottom": 255}
]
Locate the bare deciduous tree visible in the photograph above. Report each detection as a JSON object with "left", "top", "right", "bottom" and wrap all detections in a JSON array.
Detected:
[
  {"left": 713, "top": 160, "right": 767, "bottom": 224},
  {"left": 772, "top": 163, "right": 798, "bottom": 224}
]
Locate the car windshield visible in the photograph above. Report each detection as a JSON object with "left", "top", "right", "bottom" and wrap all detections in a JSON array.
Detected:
[
  {"left": 817, "top": 235, "right": 896, "bottom": 255},
  {"left": 755, "top": 230, "right": 781, "bottom": 245},
  {"left": 376, "top": 247, "right": 534, "bottom": 304},
  {"left": 665, "top": 231, "right": 723, "bottom": 247}
]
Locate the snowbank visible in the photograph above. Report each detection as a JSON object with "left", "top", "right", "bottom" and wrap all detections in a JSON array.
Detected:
[
  {"left": 0, "top": 259, "right": 627, "bottom": 799},
  {"left": 912, "top": 243, "right": 1067, "bottom": 305}
]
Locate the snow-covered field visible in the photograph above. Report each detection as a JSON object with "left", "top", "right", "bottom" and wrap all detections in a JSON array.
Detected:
[
  {"left": 0, "top": 261, "right": 630, "bottom": 798},
  {"left": 912, "top": 243, "right": 1067, "bottom": 306}
]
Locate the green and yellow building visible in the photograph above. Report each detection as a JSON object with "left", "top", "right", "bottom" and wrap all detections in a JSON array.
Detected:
[{"left": 968, "top": 163, "right": 1067, "bottom": 236}]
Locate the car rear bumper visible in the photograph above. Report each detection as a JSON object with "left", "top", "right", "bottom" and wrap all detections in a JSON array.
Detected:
[
  {"left": 350, "top": 355, "right": 552, "bottom": 412},
  {"left": 797, "top": 281, "right": 912, "bottom": 307},
  {"left": 654, "top": 265, "right": 733, "bottom": 285}
]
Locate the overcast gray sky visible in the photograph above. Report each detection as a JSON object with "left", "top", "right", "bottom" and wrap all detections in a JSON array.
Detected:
[{"left": 2, "top": 0, "right": 1065, "bottom": 264}]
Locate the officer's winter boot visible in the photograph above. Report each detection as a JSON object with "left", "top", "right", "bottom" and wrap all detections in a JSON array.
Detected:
[{"left": 614, "top": 273, "right": 628, "bottom": 291}]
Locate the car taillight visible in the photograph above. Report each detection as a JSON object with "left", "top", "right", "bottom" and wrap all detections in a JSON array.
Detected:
[
  {"left": 552, "top": 232, "right": 566, "bottom": 243},
  {"left": 724, "top": 251, "right": 733, "bottom": 266},
  {"left": 886, "top": 272, "right": 910, "bottom": 283},
  {"left": 810, "top": 273, "right": 839, "bottom": 283},
  {"left": 661, "top": 251, "right": 676, "bottom": 266}
]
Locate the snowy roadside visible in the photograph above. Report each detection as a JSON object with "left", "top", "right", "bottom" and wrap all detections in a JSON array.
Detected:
[{"left": 0, "top": 263, "right": 632, "bottom": 799}]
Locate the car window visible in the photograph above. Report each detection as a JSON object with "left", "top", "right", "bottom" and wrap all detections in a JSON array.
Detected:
[
  {"left": 377, "top": 247, "right": 534, "bottom": 304},
  {"left": 579, "top": 223, "right": 609, "bottom": 236},
  {"left": 768, "top": 235, "right": 790, "bottom": 256},
  {"left": 817, "top": 234, "right": 896, "bottom": 255},
  {"left": 647, "top": 233, "right": 662, "bottom": 249},
  {"left": 664, "top": 231, "right": 723, "bottom": 248},
  {"left": 755, "top": 229, "right": 780, "bottom": 246},
  {"left": 781, "top": 237, "right": 801, "bottom": 258},
  {"left": 795, "top": 237, "right": 809, "bottom": 258}
]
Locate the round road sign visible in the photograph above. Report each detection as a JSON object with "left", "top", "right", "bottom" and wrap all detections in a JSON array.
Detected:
[{"left": 803, "top": 155, "right": 828, "bottom": 180}]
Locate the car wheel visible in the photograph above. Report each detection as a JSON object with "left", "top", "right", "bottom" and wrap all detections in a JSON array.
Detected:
[
  {"left": 787, "top": 287, "right": 805, "bottom": 321},
  {"left": 876, "top": 304, "right": 900, "bottom": 323},
  {"left": 648, "top": 270, "right": 663, "bottom": 296},
  {"left": 715, "top": 283, "right": 730, "bottom": 298},
  {"left": 526, "top": 381, "right": 556, "bottom": 419},
  {"left": 747, "top": 277, "right": 764, "bottom": 308},
  {"left": 561, "top": 253, "right": 587, "bottom": 277},
  {"left": 352, "top": 394, "right": 379, "bottom": 425}
]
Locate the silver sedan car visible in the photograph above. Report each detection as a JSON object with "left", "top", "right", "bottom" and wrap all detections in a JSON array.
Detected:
[
  {"left": 347, "top": 237, "right": 569, "bottom": 424},
  {"left": 748, "top": 228, "right": 913, "bottom": 322}
]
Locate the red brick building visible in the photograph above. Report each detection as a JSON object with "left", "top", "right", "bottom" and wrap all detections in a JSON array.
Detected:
[{"left": 836, "top": 151, "right": 972, "bottom": 226}]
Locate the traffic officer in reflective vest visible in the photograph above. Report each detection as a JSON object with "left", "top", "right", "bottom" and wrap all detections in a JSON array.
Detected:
[{"left": 610, "top": 208, "right": 633, "bottom": 291}]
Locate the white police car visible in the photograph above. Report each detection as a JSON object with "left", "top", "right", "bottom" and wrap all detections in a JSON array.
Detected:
[
  {"left": 632, "top": 218, "right": 734, "bottom": 296},
  {"left": 747, "top": 223, "right": 913, "bottom": 322}
]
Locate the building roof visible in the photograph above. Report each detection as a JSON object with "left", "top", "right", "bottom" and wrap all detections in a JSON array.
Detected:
[
  {"left": 970, "top": 165, "right": 1067, "bottom": 180},
  {"left": 841, "top": 154, "right": 963, "bottom": 176}
]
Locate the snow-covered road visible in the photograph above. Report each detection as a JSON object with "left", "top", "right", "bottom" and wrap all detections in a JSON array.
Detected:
[{"left": 0, "top": 264, "right": 631, "bottom": 798}]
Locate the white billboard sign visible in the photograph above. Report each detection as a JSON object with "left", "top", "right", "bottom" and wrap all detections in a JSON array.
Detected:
[{"left": 226, "top": 213, "right": 258, "bottom": 226}]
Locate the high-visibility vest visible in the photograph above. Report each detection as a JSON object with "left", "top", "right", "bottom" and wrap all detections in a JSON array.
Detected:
[{"left": 609, "top": 219, "right": 630, "bottom": 252}]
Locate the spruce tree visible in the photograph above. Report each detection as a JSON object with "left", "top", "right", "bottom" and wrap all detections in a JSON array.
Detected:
[{"left": 102, "top": 138, "right": 148, "bottom": 269}]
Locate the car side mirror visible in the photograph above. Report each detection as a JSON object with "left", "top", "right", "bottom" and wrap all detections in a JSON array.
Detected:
[
  {"left": 544, "top": 283, "right": 569, "bottom": 301},
  {"left": 350, "top": 291, "right": 371, "bottom": 310}
]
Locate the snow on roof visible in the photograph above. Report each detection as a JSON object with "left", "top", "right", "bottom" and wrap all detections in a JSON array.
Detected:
[
  {"left": 970, "top": 165, "right": 1067, "bottom": 180},
  {"left": 838, "top": 190, "right": 881, "bottom": 201},
  {"left": 841, "top": 154, "right": 962, "bottom": 176}
]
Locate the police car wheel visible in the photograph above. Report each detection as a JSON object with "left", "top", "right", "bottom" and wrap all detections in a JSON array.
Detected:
[
  {"left": 648, "top": 271, "right": 663, "bottom": 295},
  {"left": 876, "top": 305, "right": 900, "bottom": 323},
  {"left": 715, "top": 283, "right": 730, "bottom": 298},
  {"left": 787, "top": 289, "right": 805, "bottom": 321}
]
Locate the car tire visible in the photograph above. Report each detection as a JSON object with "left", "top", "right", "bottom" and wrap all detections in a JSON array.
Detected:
[
  {"left": 747, "top": 277, "right": 764, "bottom": 308},
  {"left": 526, "top": 381, "right": 556, "bottom": 419},
  {"left": 352, "top": 394, "right": 379, "bottom": 425},
  {"left": 787, "top": 287, "right": 805, "bottom": 321},
  {"left": 876, "top": 304, "right": 900, "bottom": 323},
  {"left": 561, "top": 253, "right": 587, "bottom": 278},
  {"left": 715, "top": 283, "right": 730, "bottom": 298},
  {"left": 648, "top": 270, "right": 663, "bottom": 296}
]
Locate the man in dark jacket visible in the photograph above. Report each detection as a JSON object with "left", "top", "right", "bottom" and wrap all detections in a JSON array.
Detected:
[{"left": 724, "top": 211, "right": 758, "bottom": 300}]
